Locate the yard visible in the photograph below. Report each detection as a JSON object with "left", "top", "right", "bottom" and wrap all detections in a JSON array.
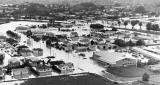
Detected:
[{"left": 107, "top": 66, "right": 156, "bottom": 78}]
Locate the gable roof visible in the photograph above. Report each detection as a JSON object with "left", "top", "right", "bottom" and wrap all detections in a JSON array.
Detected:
[
  {"left": 36, "top": 66, "right": 52, "bottom": 70},
  {"left": 94, "top": 51, "right": 133, "bottom": 64},
  {"left": 12, "top": 67, "right": 29, "bottom": 72}
]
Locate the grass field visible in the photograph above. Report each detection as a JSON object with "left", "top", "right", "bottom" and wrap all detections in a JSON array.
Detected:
[{"left": 107, "top": 67, "right": 156, "bottom": 78}]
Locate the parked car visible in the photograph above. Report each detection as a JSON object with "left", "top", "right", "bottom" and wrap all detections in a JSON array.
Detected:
[{"left": 78, "top": 53, "right": 85, "bottom": 57}]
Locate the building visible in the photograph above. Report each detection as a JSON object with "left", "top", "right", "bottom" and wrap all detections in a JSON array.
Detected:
[
  {"left": 8, "top": 58, "right": 21, "bottom": 68},
  {"left": 28, "top": 57, "right": 41, "bottom": 67},
  {"left": 0, "top": 36, "right": 7, "bottom": 42},
  {"left": 36, "top": 66, "right": 52, "bottom": 77},
  {"left": 97, "top": 43, "right": 118, "bottom": 50},
  {"left": 32, "top": 48, "right": 43, "bottom": 56},
  {"left": 132, "top": 80, "right": 155, "bottom": 85},
  {"left": 79, "top": 38, "right": 90, "bottom": 45},
  {"left": 76, "top": 47, "right": 88, "bottom": 52},
  {"left": 88, "top": 45, "right": 96, "bottom": 51},
  {"left": 57, "top": 63, "right": 74, "bottom": 74},
  {"left": 70, "top": 32, "right": 78, "bottom": 38},
  {"left": 62, "top": 41, "right": 73, "bottom": 52},
  {"left": 93, "top": 51, "right": 137, "bottom": 67},
  {"left": 19, "top": 49, "right": 32, "bottom": 57},
  {"left": 12, "top": 67, "right": 29, "bottom": 79}
]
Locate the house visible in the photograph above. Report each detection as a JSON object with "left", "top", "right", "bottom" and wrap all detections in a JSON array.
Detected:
[
  {"left": 76, "top": 47, "right": 88, "bottom": 52},
  {"left": 32, "top": 48, "right": 43, "bottom": 56},
  {"left": 132, "top": 80, "right": 155, "bottom": 85},
  {"left": 28, "top": 57, "right": 41, "bottom": 67},
  {"left": 19, "top": 49, "right": 32, "bottom": 57},
  {"left": 102, "top": 31, "right": 115, "bottom": 38},
  {"left": 88, "top": 45, "right": 96, "bottom": 51},
  {"left": 57, "top": 62, "right": 74, "bottom": 74},
  {"left": 97, "top": 43, "right": 118, "bottom": 50},
  {"left": 36, "top": 66, "right": 52, "bottom": 77},
  {"left": 0, "top": 36, "right": 7, "bottom": 42},
  {"left": 8, "top": 58, "right": 21, "bottom": 68},
  {"left": 70, "top": 32, "right": 78, "bottom": 38},
  {"left": 93, "top": 51, "right": 137, "bottom": 67},
  {"left": 12, "top": 67, "right": 29, "bottom": 79},
  {"left": 62, "top": 41, "right": 73, "bottom": 52},
  {"left": 79, "top": 38, "right": 90, "bottom": 45}
]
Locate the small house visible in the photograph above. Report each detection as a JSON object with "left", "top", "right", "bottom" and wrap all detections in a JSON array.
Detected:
[
  {"left": 88, "top": 45, "right": 96, "bottom": 51},
  {"left": 28, "top": 57, "right": 41, "bottom": 67},
  {"left": 36, "top": 66, "right": 52, "bottom": 77},
  {"left": 19, "top": 49, "right": 32, "bottom": 57},
  {"left": 0, "top": 36, "right": 7, "bottom": 42},
  {"left": 57, "top": 63, "right": 74, "bottom": 74},
  {"left": 32, "top": 48, "right": 43, "bottom": 56},
  {"left": 8, "top": 58, "right": 21, "bottom": 68},
  {"left": 62, "top": 41, "right": 73, "bottom": 52},
  {"left": 12, "top": 67, "right": 29, "bottom": 79},
  {"left": 79, "top": 38, "right": 90, "bottom": 45},
  {"left": 97, "top": 43, "right": 118, "bottom": 50},
  {"left": 76, "top": 47, "right": 88, "bottom": 52}
]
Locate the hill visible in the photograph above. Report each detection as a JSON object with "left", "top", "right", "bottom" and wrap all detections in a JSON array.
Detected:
[{"left": 71, "top": 2, "right": 98, "bottom": 10}]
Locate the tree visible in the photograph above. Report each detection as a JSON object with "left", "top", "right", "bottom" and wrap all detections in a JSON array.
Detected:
[
  {"left": 152, "top": 24, "right": 159, "bottom": 31},
  {"left": 26, "top": 30, "right": 32, "bottom": 38},
  {"left": 139, "top": 22, "right": 142, "bottom": 30},
  {"left": 112, "top": 27, "right": 118, "bottom": 31},
  {"left": 114, "top": 3, "right": 121, "bottom": 7},
  {"left": 142, "top": 72, "right": 149, "bottom": 81},
  {"left": 114, "top": 39, "right": 126, "bottom": 47},
  {"left": 118, "top": 21, "right": 121, "bottom": 27},
  {"left": 131, "top": 20, "right": 139, "bottom": 29},
  {"left": 124, "top": 21, "right": 128, "bottom": 28},
  {"left": 135, "top": 6, "right": 146, "bottom": 14},
  {"left": 127, "top": 40, "right": 135, "bottom": 47},
  {"left": 148, "top": 59, "right": 159, "bottom": 65},
  {"left": 146, "top": 23, "right": 152, "bottom": 31},
  {"left": 90, "top": 24, "right": 104, "bottom": 29},
  {"left": 136, "top": 39, "right": 146, "bottom": 46},
  {"left": 0, "top": 54, "right": 4, "bottom": 64},
  {"left": 90, "top": 40, "right": 94, "bottom": 45}
]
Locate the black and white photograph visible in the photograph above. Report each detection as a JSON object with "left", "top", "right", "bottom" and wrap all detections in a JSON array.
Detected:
[{"left": 0, "top": 0, "right": 159, "bottom": 85}]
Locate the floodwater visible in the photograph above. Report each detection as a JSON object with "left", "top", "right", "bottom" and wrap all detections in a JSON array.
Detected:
[{"left": 0, "top": 21, "right": 105, "bottom": 75}]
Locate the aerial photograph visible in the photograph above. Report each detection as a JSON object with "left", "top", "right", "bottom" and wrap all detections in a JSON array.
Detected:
[{"left": 0, "top": 0, "right": 160, "bottom": 85}]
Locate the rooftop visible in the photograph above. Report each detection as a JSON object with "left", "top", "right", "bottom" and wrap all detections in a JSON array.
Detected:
[
  {"left": 94, "top": 51, "right": 132, "bottom": 64},
  {"left": 18, "top": 73, "right": 123, "bottom": 85},
  {"left": 12, "top": 67, "right": 29, "bottom": 72}
]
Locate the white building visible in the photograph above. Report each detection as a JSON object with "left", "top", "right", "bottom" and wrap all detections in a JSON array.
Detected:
[{"left": 93, "top": 51, "right": 137, "bottom": 67}]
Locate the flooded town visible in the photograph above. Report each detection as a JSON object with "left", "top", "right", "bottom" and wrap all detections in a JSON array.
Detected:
[{"left": 0, "top": 0, "right": 160, "bottom": 85}]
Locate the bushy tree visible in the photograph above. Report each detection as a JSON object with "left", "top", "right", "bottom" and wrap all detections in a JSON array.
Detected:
[
  {"left": 131, "top": 20, "right": 139, "bottom": 29},
  {"left": 152, "top": 24, "right": 159, "bottom": 31},
  {"left": 114, "top": 39, "right": 126, "bottom": 47},
  {"left": 136, "top": 39, "right": 146, "bottom": 46},
  {"left": 135, "top": 6, "right": 146, "bottom": 14},
  {"left": 142, "top": 72, "right": 149, "bottom": 81},
  {"left": 90, "top": 24, "right": 104, "bottom": 29},
  {"left": 112, "top": 27, "right": 118, "bottom": 31},
  {"left": 139, "top": 22, "right": 143, "bottom": 30},
  {"left": 127, "top": 40, "right": 135, "bottom": 47},
  {"left": 118, "top": 20, "right": 121, "bottom": 27},
  {"left": 26, "top": 30, "right": 32, "bottom": 38},
  {"left": 124, "top": 21, "right": 128, "bottom": 28},
  {"left": 146, "top": 22, "right": 152, "bottom": 30}
]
